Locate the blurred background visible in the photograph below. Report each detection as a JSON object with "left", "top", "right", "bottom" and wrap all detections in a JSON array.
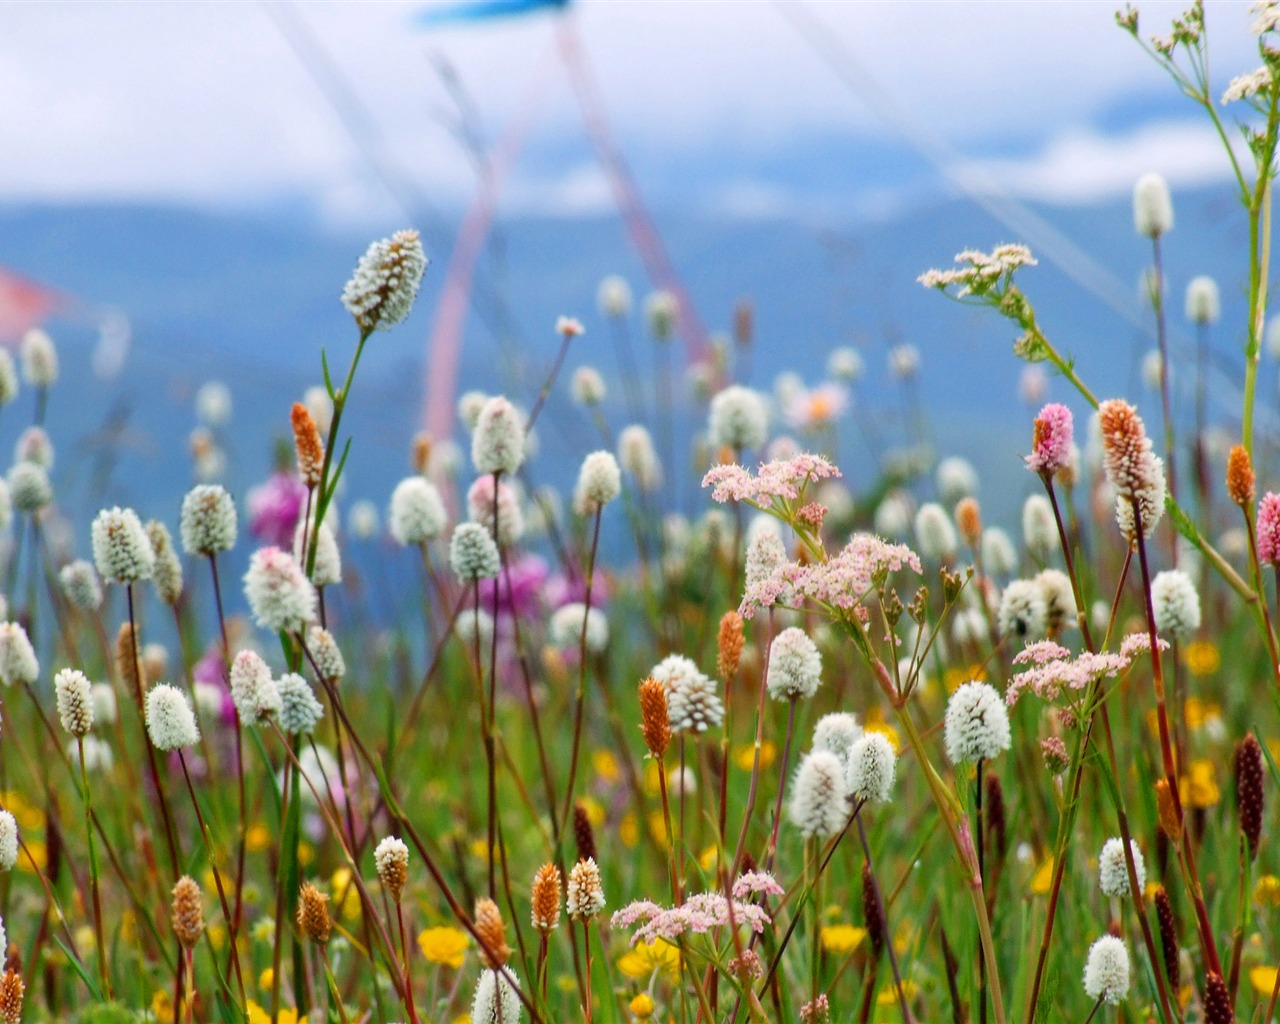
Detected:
[{"left": 0, "top": 0, "right": 1268, "bottom": 535}]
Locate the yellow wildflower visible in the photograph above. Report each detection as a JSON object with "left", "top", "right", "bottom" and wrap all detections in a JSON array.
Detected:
[
  {"left": 246, "top": 1003, "right": 301, "bottom": 1024},
  {"left": 648, "top": 811, "right": 668, "bottom": 843},
  {"left": 878, "top": 980, "right": 919, "bottom": 1004},
  {"left": 418, "top": 926, "right": 469, "bottom": 969},
  {"left": 246, "top": 823, "right": 271, "bottom": 853},
  {"left": 297, "top": 841, "right": 314, "bottom": 867},
  {"left": 1180, "top": 759, "right": 1220, "bottom": 809},
  {"left": 259, "top": 967, "right": 273, "bottom": 990},
  {"left": 617, "top": 939, "right": 681, "bottom": 978},
  {"left": 698, "top": 845, "right": 718, "bottom": 872},
  {"left": 1251, "top": 966, "right": 1280, "bottom": 995},
  {"left": 151, "top": 991, "right": 174, "bottom": 1024},
  {"left": 619, "top": 813, "right": 639, "bottom": 849},
  {"left": 331, "top": 867, "right": 361, "bottom": 922},
  {"left": 1182, "top": 641, "right": 1220, "bottom": 676},
  {"left": 734, "top": 741, "right": 776, "bottom": 771},
  {"left": 944, "top": 665, "right": 984, "bottom": 693},
  {"left": 592, "top": 750, "right": 621, "bottom": 785},
  {"left": 1256, "top": 875, "right": 1280, "bottom": 907},
  {"left": 1030, "top": 858, "right": 1054, "bottom": 895},
  {"left": 579, "top": 796, "right": 606, "bottom": 827},
  {"left": 820, "top": 924, "right": 866, "bottom": 954},
  {"left": 863, "top": 708, "right": 901, "bottom": 752},
  {"left": 630, "top": 992, "right": 655, "bottom": 1018}
]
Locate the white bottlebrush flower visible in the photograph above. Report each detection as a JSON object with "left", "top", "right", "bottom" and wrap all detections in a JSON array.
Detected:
[
  {"left": 1185, "top": 275, "right": 1219, "bottom": 325},
  {"left": 1083, "top": 935, "right": 1130, "bottom": 1006},
  {"left": 180, "top": 484, "right": 237, "bottom": 556},
  {"left": 14, "top": 426, "right": 53, "bottom": 470},
  {"left": 91, "top": 682, "right": 117, "bottom": 725},
  {"left": 1034, "top": 568, "right": 1077, "bottom": 635},
  {"left": 0, "top": 622, "right": 37, "bottom": 686},
  {"left": 1098, "top": 837, "right": 1145, "bottom": 897},
  {"left": 789, "top": 750, "right": 849, "bottom": 839},
  {"left": 21, "top": 328, "right": 58, "bottom": 388},
  {"left": 9, "top": 461, "right": 51, "bottom": 515},
  {"left": 195, "top": 380, "right": 232, "bottom": 427},
  {"left": 375, "top": 835, "right": 410, "bottom": 898},
  {"left": 887, "top": 344, "right": 919, "bottom": 381},
  {"left": 708, "top": 386, "right": 768, "bottom": 451},
  {"left": 812, "top": 712, "right": 863, "bottom": 766},
  {"left": 294, "top": 518, "right": 341, "bottom": 588},
  {"left": 472, "top": 396, "right": 526, "bottom": 477},
  {"left": 0, "top": 351, "right": 18, "bottom": 407},
  {"left": 827, "top": 346, "right": 864, "bottom": 383},
  {"left": 92, "top": 507, "right": 154, "bottom": 584},
  {"left": 617, "top": 425, "right": 662, "bottom": 492},
  {"left": 243, "top": 547, "right": 317, "bottom": 633},
  {"left": 147, "top": 520, "right": 184, "bottom": 606},
  {"left": 307, "top": 626, "right": 346, "bottom": 682},
  {"left": 766, "top": 627, "right": 823, "bottom": 701},
  {"left": 389, "top": 477, "right": 447, "bottom": 546},
  {"left": 574, "top": 451, "right": 622, "bottom": 513},
  {"left": 277, "top": 672, "right": 325, "bottom": 736},
  {"left": 1022, "top": 494, "right": 1057, "bottom": 561},
  {"left": 456, "top": 607, "right": 495, "bottom": 648},
  {"left": 303, "top": 384, "right": 334, "bottom": 436},
  {"left": 468, "top": 475, "right": 523, "bottom": 547},
  {"left": 458, "top": 390, "right": 490, "bottom": 431},
  {"left": 570, "top": 366, "right": 605, "bottom": 406},
  {"left": 744, "top": 520, "right": 786, "bottom": 590},
  {"left": 341, "top": 229, "right": 428, "bottom": 333},
  {"left": 1133, "top": 172, "right": 1173, "bottom": 238},
  {"left": 1141, "top": 349, "right": 1165, "bottom": 392},
  {"left": 936, "top": 456, "right": 978, "bottom": 504},
  {"left": 348, "top": 499, "right": 379, "bottom": 540},
  {"left": 0, "top": 811, "right": 16, "bottom": 870},
  {"left": 54, "top": 668, "right": 95, "bottom": 737},
  {"left": 874, "top": 492, "right": 912, "bottom": 538},
  {"left": 549, "top": 603, "right": 608, "bottom": 654},
  {"left": 652, "top": 653, "right": 724, "bottom": 734},
  {"left": 598, "top": 275, "right": 632, "bottom": 318},
  {"left": 145, "top": 684, "right": 201, "bottom": 751},
  {"left": 846, "top": 732, "right": 896, "bottom": 804},
  {"left": 1151, "top": 569, "right": 1201, "bottom": 640},
  {"left": 229, "top": 650, "right": 282, "bottom": 724},
  {"left": 644, "top": 290, "right": 678, "bottom": 339},
  {"left": 944, "top": 681, "right": 1011, "bottom": 765},
  {"left": 914, "top": 502, "right": 957, "bottom": 561},
  {"left": 566, "top": 857, "right": 606, "bottom": 918},
  {"left": 1114, "top": 455, "right": 1166, "bottom": 541},
  {"left": 449, "top": 523, "right": 501, "bottom": 582},
  {"left": 59, "top": 560, "right": 103, "bottom": 612},
  {"left": 981, "top": 528, "right": 1017, "bottom": 576},
  {"left": 998, "top": 579, "right": 1047, "bottom": 641},
  {"left": 471, "top": 967, "right": 522, "bottom": 1024}
]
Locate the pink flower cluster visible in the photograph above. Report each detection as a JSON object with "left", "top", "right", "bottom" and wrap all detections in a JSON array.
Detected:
[
  {"left": 612, "top": 891, "right": 773, "bottom": 946},
  {"left": 703, "top": 454, "right": 841, "bottom": 506},
  {"left": 1006, "top": 633, "right": 1169, "bottom": 705},
  {"left": 1025, "top": 403, "right": 1073, "bottom": 475},
  {"left": 731, "top": 871, "right": 784, "bottom": 900},
  {"left": 739, "top": 533, "right": 922, "bottom": 620},
  {"left": 1259, "top": 492, "right": 1280, "bottom": 566}
]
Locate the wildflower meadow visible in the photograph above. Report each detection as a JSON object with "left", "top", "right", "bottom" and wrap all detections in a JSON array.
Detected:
[{"left": 7, "top": 3, "right": 1280, "bottom": 1023}]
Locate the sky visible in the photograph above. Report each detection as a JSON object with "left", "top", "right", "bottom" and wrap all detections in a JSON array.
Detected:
[{"left": 0, "top": 0, "right": 1268, "bottom": 228}]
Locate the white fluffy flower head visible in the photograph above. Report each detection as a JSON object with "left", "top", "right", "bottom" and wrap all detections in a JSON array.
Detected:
[
  {"left": 708, "top": 386, "right": 768, "bottom": 451},
  {"left": 148, "top": 520, "right": 184, "bottom": 606},
  {"left": 789, "top": 750, "right": 849, "bottom": 839},
  {"left": 652, "top": 654, "right": 724, "bottom": 734},
  {"left": 0, "top": 622, "right": 38, "bottom": 686},
  {"left": 944, "top": 681, "right": 1011, "bottom": 764},
  {"left": 1083, "top": 935, "right": 1130, "bottom": 1006},
  {"left": 617, "top": 425, "right": 662, "bottom": 491},
  {"left": 566, "top": 857, "right": 606, "bottom": 919},
  {"left": 180, "top": 484, "right": 237, "bottom": 556},
  {"left": 1098, "top": 837, "right": 1144, "bottom": 897},
  {"left": 0, "top": 811, "right": 16, "bottom": 871},
  {"left": 998, "top": 580, "right": 1047, "bottom": 641},
  {"left": 468, "top": 475, "right": 523, "bottom": 547},
  {"left": 1185, "top": 275, "right": 1219, "bottom": 325},
  {"left": 277, "top": 672, "right": 325, "bottom": 735},
  {"left": 229, "top": 650, "right": 283, "bottom": 724},
  {"left": 914, "top": 502, "right": 957, "bottom": 561},
  {"left": 60, "top": 560, "right": 103, "bottom": 612},
  {"left": 471, "top": 967, "right": 522, "bottom": 1024},
  {"left": 766, "top": 627, "right": 823, "bottom": 701},
  {"left": 1133, "top": 172, "right": 1173, "bottom": 238},
  {"left": 471, "top": 396, "right": 526, "bottom": 477},
  {"left": 549, "top": 603, "right": 609, "bottom": 654},
  {"left": 449, "top": 523, "right": 500, "bottom": 582},
  {"left": 55, "top": 668, "right": 95, "bottom": 737},
  {"left": 145, "top": 684, "right": 201, "bottom": 751},
  {"left": 243, "top": 547, "right": 317, "bottom": 633},
  {"left": 389, "top": 477, "right": 447, "bottom": 546},
  {"left": 1151, "top": 569, "right": 1201, "bottom": 640},
  {"left": 812, "top": 712, "right": 863, "bottom": 766},
  {"left": 92, "top": 506, "right": 155, "bottom": 583},
  {"left": 8, "top": 461, "right": 50, "bottom": 515},
  {"left": 846, "top": 732, "right": 896, "bottom": 804},
  {"left": 307, "top": 625, "right": 346, "bottom": 682},
  {"left": 571, "top": 366, "right": 605, "bottom": 406},
  {"left": 341, "top": 229, "right": 428, "bottom": 333},
  {"left": 574, "top": 451, "right": 622, "bottom": 514},
  {"left": 21, "top": 328, "right": 58, "bottom": 387}
]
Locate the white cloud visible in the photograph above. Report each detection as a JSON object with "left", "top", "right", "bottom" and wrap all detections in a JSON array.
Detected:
[{"left": 952, "top": 120, "right": 1242, "bottom": 204}]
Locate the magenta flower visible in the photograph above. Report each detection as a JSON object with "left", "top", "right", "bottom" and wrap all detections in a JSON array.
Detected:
[
  {"left": 248, "top": 472, "right": 307, "bottom": 548},
  {"left": 477, "top": 553, "right": 550, "bottom": 621},
  {"left": 1025, "top": 403, "right": 1073, "bottom": 475},
  {"left": 1259, "top": 493, "right": 1280, "bottom": 566}
]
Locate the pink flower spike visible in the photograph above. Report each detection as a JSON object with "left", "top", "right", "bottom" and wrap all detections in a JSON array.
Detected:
[
  {"left": 1259, "top": 492, "right": 1280, "bottom": 566},
  {"left": 1026, "top": 403, "right": 1073, "bottom": 475}
]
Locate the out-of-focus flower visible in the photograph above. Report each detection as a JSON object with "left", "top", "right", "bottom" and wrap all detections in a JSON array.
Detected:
[{"left": 248, "top": 473, "right": 306, "bottom": 549}]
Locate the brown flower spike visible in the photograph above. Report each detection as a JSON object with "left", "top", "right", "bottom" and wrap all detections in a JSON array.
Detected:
[
  {"left": 171, "top": 875, "right": 205, "bottom": 950},
  {"left": 0, "top": 969, "right": 22, "bottom": 1024},
  {"left": 291, "top": 402, "right": 325, "bottom": 488},
  {"left": 1156, "top": 778, "right": 1183, "bottom": 842},
  {"left": 115, "top": 622, "right": 144, "bottom": 699},
  {"left": 638, "top": 677, "right": 671, "bottom": 759},
  {"left": 1153, "top": 885, "right": 1180, "bottom": 994},
  {"left": 1227, "top": 444, "right": 1255, "bottom": 508},
  {"left": 530, "top": 862, "right": 562, "bottom": 934},
  {"left": 1098, "top": 399, "right": 1158, "bottom": 498},
  {"left": 717, "top": 612, "right": 744, "bottom": 680},
  {"left": 473, "top": 897, "right": 510, "bottom": 967},
  {"left": 573, "top": 802, "right": 597, "bottom": 864},
  {"left": 1202, "top": 971, "right": 1233, "bottom": 1024},
  {"left": 297, "top": 882, "right": 332, "bottom": 945},
  {"left": 862, "top": 861, "right": 885, "bottom": 960},
  {"left": 955, "top": 497, "right": 982, "bottom": 548},
  {"left": 1235, "top": 733, "right": 1264, "bottom": 859}
]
